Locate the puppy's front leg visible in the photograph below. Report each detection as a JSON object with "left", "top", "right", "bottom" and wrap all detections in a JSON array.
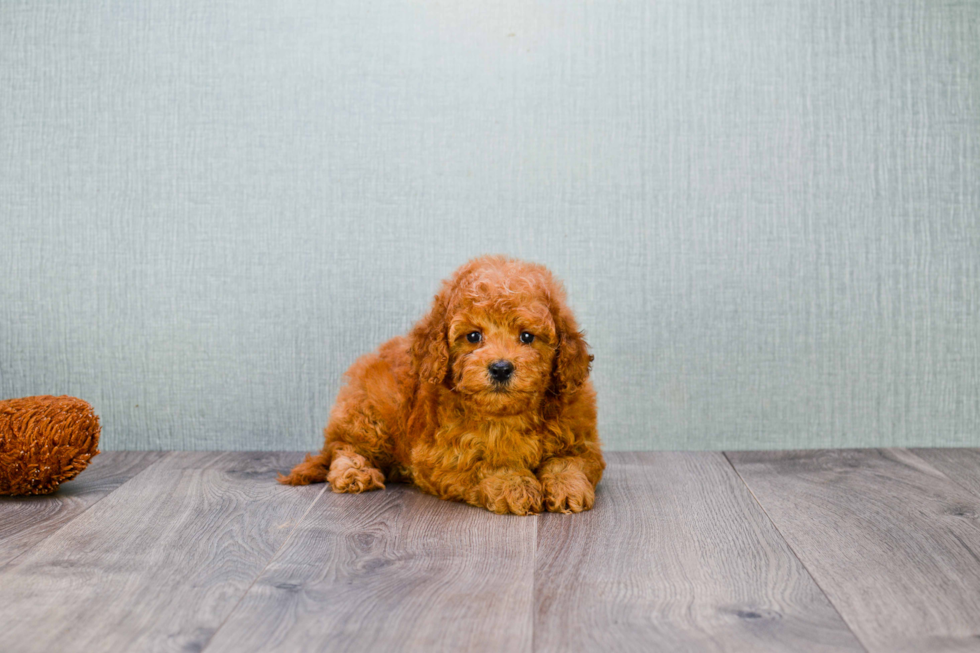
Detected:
[
  {"left": 467, "top": 468, "right": 543, "bottom": 516},
  {"left": 537, "top": 455, "right": 602, "bottom": 513}
]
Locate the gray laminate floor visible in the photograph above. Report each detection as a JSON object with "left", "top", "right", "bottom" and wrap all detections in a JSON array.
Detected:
[{"left": 1, "top": 450, "right": 979, "bottom": 652}]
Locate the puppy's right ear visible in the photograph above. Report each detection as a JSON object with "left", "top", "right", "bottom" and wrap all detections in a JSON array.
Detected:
[{"left": 409, "top": 289, "right": 451, "bottom": 385}]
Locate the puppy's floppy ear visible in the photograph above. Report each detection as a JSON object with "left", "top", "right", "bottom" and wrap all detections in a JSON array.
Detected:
[
  {"left": 549, "top": 295, "right": 593, "bottom": 396},
  {"left": 409, "top": 288, "right": 451, "bottom": 385}
]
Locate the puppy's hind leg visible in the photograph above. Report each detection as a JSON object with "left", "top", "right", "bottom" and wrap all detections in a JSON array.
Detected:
[
  {"left": 279, "top": 442, "right": 386, "bottom": 492},
  {"left": 279, "top": 439, "right": 387, "bottom": 492},
  {"left": 325, "top": 443, "right": 386, "bottom": 493},
  {"left": 281, "top": 350, "right": 396, "bottom": 492},
  {"left": 278, "top": 450, "right": 332, "bottom": 486}
]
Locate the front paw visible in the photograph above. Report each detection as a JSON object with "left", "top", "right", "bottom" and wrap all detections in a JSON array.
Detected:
[
  {"left": 541, "top": 468, "right": 595, "bottom": 513},
  {"left": 476, "top": 472, "right": 543, "bottom": 515}
]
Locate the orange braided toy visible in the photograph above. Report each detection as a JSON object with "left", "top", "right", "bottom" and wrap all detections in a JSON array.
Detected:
[{"left": 0, "top": 395, "right": 101, "bottom": 495}]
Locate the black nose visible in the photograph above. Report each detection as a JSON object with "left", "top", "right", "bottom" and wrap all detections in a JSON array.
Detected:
[{"left": 488, "top": 360, "right": 515, "bottom": 382}]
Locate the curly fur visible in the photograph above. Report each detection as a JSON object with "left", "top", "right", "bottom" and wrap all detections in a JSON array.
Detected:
[
  {"left": 280, "top": 256, "right": 604, "bottom": 514},
  {"left": 0, "top": 395, "right": 101, "bottom": 495}
]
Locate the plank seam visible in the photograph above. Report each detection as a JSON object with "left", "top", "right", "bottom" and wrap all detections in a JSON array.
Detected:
[
  {"left": 899, "top": 448, "right": 980, "bottom": 503},
  {"left": 0, "top": 451, "right": 174, "bottom": 573},
  {"left": 530, "top": 512, "right": 539, "bottom": 653},
  {"left": 721, "top": 451, "right": 871, "bottom": 653},
  {"left": 197, "top": 480, "right": 329, "bottom": 653}
]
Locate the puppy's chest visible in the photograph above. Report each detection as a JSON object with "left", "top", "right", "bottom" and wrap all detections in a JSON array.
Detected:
[{"left": 440, "top": 418, "right": 544, "bottom": 469}]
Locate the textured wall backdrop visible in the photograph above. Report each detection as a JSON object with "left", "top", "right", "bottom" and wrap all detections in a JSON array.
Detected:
[{"left": 1, "top": 0, "right": 978, "bottom": 451}]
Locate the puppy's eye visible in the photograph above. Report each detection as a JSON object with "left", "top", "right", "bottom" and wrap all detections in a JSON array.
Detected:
[
  {"left": 466, "top": 331, "right": 482, "bottom": 344},
  {"left": 520, "top": 331, "right": 535, "bottom": 344}
]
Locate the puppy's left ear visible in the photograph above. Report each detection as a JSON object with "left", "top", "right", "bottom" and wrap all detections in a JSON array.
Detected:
[{"left": 549, "top": 296, "right": 593, "bottom": 396}]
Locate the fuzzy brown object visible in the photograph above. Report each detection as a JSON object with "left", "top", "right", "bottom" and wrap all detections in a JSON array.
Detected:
[{"left": 0, "top": 395, "right": 101, "bottom": 495}]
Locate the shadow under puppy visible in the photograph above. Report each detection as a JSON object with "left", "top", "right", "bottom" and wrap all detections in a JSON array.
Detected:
[{"left": 281, "top": 255, "right": 604, "bottom": 514}]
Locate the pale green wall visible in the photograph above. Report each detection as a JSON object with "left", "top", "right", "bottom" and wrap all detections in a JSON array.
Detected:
[{"left": 1, "top": 0, "right": 978, "bottom": 451}]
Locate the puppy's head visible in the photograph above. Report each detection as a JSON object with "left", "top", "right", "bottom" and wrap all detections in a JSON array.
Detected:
[{"left": 410, "top": 256, "right": 592, "bottom": 416}]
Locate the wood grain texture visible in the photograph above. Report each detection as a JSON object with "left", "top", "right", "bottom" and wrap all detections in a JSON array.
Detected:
[
  {"left": 0, "top": 452, "right": 323, "bottom": 653},
  {"left": 203, "top": 483, "right": 536, "bottom": 653},
  {"left": 0, "top": 451, "right": 166, "bottom": 567},
  {"left": 533, "top": 452, "right": 861, "bottom": 652},
  {"left": 911, "top": 448, "right": 980, "bottom": 501},
  {"left": 729, "top": 449, "right": 980, "bottom": 652}
]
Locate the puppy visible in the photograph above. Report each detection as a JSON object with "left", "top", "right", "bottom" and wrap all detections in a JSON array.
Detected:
[{"left": 280, "top": 255, "right": 604, "bottom": 514}]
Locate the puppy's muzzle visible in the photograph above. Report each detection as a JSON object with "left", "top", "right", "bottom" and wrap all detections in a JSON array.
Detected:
[{"left": 488, "top": 360, "right": 515, "bottom": 383}]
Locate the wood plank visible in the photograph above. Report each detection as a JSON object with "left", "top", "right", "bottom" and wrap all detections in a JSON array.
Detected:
[
  {"left": 0, "top": 451, "right": 323, "bottom": 653},
  {"left": 203, "top": 483, "right": 536, "bottom": 653},
  {"left": 0, "top": 451, "right": 166, "bottom": 567},
  {"left": 911, "top": 448, "right": 980, "bottom": 501},
  {"left": 729, "top": 448, "right": 980, "bottom": 652},
  {"left": 533, "top": 452, "right": 862, "bottom": 652}
]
